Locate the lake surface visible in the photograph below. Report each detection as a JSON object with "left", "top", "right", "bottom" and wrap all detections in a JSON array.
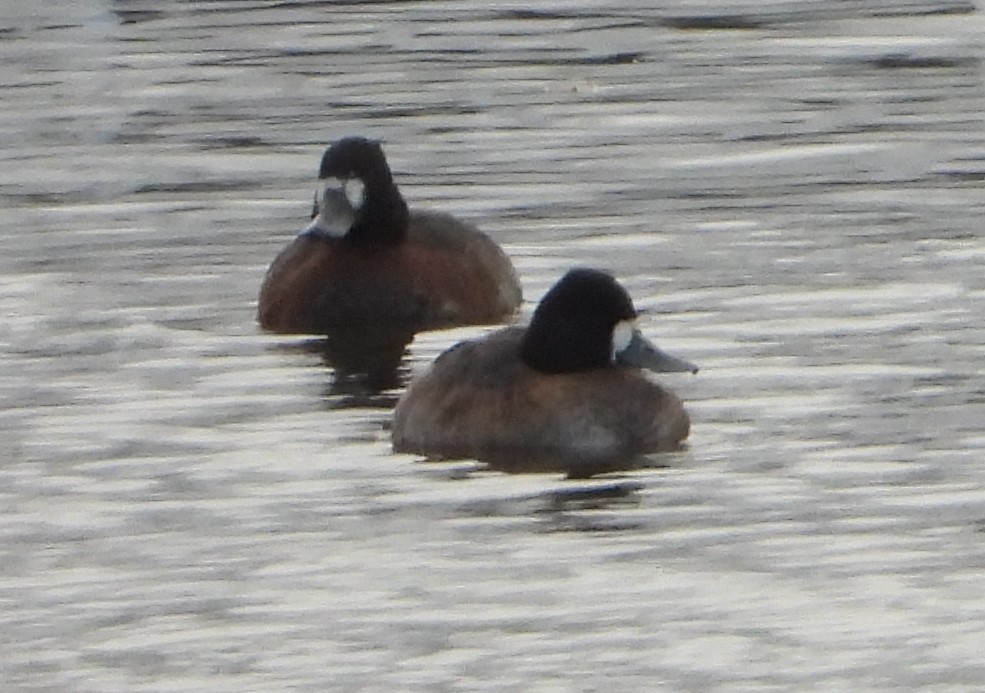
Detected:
[{"left": 2, "top": 0, "right": 985, "bottom": 690}]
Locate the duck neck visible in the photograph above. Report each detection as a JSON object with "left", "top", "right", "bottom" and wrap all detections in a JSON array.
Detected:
[
  {"left": 521, "top": 315, "right": 612, "bottom": 374},
  {"left": 346, "top": 176, "right": 409, "bottom": 248}
]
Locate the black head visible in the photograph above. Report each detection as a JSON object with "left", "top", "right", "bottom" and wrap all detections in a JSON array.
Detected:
[
  {"left": 520, "top": 269, "right": 635, "bottom": 373},
  {"left": 520, "top": 268, "right": 698, "bottom": 376},
  {"left": 307, "top": 137, "right": 409, "bottom": 246},
  {"left": 318, "top": 137, "right": 391, "bottom": 184}
]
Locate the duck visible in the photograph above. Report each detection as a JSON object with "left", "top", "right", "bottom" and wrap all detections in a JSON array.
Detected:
[
  {"left": 258, "top": 136, "right": 522, "bottom": 336},
  {"left": 392, "top": 268, "right": 697, "bottom": 475}
]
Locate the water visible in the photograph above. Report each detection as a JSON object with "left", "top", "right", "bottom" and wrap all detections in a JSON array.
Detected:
[{"left": 2, "top": 1, "right": 985, "bottom": 690}]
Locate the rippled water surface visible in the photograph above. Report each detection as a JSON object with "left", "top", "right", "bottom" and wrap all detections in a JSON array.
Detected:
[{"left": 3, "top": 1, "right": 985, "bottom": 690}]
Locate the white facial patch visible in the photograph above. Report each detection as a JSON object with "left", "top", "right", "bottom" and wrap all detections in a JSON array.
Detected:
[
  {"left": 344, "top": 177, "right": 366, "bottom": 211},
  {"left": 611, "top": 319, "right": 636, "bottom": 361},
  {"left": 311, "top": 177, "right": 357, "bottom": 237}
]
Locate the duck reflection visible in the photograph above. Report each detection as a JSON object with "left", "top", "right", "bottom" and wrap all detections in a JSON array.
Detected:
[
  {"left": 420, "top": 449, "right": 674, "bottom": 479},
  {"left": 280, "top": 328, "right": 414, "bottom": 408}
]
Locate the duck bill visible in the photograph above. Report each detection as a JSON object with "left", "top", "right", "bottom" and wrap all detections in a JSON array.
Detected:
[
  {"left": 302, "top": 183, "right": 355, "bottom": 238},
  {"left": 616, "top": 330, "right": 698, "bottom": 374}
]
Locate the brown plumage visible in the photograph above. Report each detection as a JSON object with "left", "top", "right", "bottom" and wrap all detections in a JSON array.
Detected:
[
  {"left": 393, "top": 269, "right": 696, "bottom": 475},
  {"left": 257, "top": 137, "right": 521, "bottom": 336}
]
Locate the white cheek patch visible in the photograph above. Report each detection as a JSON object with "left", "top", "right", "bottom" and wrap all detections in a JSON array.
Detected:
[
  {"left": 345, "top": 178, "right": 366, "bottom": 211},
  {"left": 611, "top": 320, "right": 636, "bottom": 361}
]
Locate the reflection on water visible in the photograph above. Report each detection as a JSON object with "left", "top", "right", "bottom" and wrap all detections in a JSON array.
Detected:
[
  {"left": 278, "top": 332, "right": 413, "bottom": 405},
  {"left": 2, "top": 0, "right": 985, "bottom": 690},
  {"left": 419, "top": 446, "right": 673, "bottom": 479}
]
